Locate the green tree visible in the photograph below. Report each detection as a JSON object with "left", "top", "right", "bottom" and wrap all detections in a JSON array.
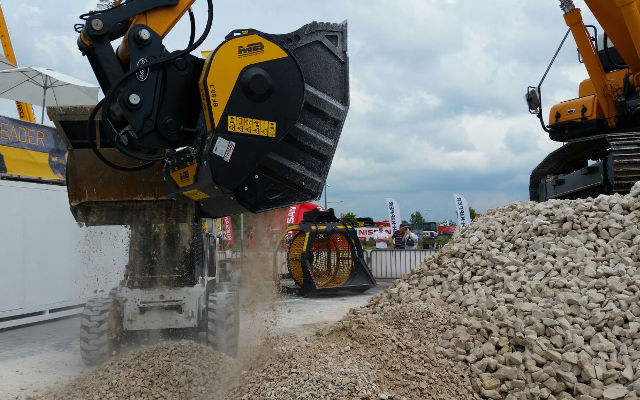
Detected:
[
  {"left": 409, "top": 211, "right": 425, "bottom": 228},
  {"left": 339, "top": 212, "right": 358, "bottom": 226},
  {"left": 436, "top": 234, "right": 453, "bottom": 248},
  {"left": 469, "top": 207, "right": 477, "bottom": 220}
]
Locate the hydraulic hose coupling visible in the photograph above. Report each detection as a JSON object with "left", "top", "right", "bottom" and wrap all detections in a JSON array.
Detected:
[{"left": 559, "top": 0, "right": 576, "bottom": 14}]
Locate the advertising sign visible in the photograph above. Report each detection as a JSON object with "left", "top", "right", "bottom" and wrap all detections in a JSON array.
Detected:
[
  {"left": 221, "top": 216, "right": 235, "bottom": 245},
  {"left": 0, "top": 115, "right": 66, "bottom": 182},
  {"left": 385, "top": 198, "right": 402, "bottom": 233},
  {"left": 453, "top": 193, "right": 470, "bottom": 230},
  {"left": 356, "top": 226, "right": 393, "bottom": 242},
  {"left": 216, "top": 217, "right": 235, "bottom": 245}
]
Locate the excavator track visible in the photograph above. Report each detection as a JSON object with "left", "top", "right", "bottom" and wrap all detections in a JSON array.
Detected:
[
  {"left": 530, "top": 132, "right": 640, "bottom": 201},
  {"left": 608, "top": 133, "right": 640, "bottom": 193}
]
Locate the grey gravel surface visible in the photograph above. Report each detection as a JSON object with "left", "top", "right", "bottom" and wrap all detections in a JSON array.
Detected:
[{"left": 24, "top": 183, "right": 640, "bottom": 399}]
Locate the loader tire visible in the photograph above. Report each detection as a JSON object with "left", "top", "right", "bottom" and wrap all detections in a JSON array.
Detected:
[
  {"left": 80, "top": 297, "right": 123, "bottom": 366},
  {"left": 207, "top": 283, "right": 239, "bottom": 356}
]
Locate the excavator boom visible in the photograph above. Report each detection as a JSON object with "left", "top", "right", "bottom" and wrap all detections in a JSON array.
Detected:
[
  {"left": 586, "top": 0, "right": 640, "bottom": 73},
  {"left": 0, "top": 4, "right": 36, "bottom": 122}
]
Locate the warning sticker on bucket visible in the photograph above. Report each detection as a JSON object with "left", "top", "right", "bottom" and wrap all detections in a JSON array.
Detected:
[
  {"left": 228, "top": 115, "right": 276, "bottom": 137},
  {"left": 213, "top": 137, "right": 236, "bottom": 162}
]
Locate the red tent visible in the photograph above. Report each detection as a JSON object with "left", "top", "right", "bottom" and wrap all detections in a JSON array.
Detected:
[
  {"left": 285, "top": 202, "right": 324, "bottom": 225},
  {"left": 438, "top": 225, "right": 456, "bottom": 235}
]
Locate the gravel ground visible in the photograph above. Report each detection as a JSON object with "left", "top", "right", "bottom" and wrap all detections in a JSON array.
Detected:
[
  {"left": 227, "top": 301, "right": 474, "bottom": 399},
  {"left": 3, "top": 285, "right": 386, "bottom": 400},
  {"left": 22, "top": 183, "right": 640, "bottom": 399},
  {"left": 41, "top": 341, "right": 236, "bottom": 400},
  {"left": 31, "top": 299, "right": 473, "bottom": 400}
]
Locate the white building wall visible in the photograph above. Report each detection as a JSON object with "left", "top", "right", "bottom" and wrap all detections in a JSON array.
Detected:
[{"left": 0, "top": 180, "right": 128, "bottom": 328}]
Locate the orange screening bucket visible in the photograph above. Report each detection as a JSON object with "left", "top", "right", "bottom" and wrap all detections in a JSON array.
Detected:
[{"left": 276, "top": 209, "right": 376, "bottom": 295}]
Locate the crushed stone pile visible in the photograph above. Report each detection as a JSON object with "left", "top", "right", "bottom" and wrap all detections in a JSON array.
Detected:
[
  {"left": 362, "top": 183, "right": 640, "bottom": 400},
  {"left": 42, "top": 341, "right": 237, "bottom": 400},
  {"left": 228, "top": 301, "right": 474, "bottom": 399}
]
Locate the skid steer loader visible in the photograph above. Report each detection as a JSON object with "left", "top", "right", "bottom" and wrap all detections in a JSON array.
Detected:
[{"left": 53, "top": 0, "right": 349, "bottom": 364}]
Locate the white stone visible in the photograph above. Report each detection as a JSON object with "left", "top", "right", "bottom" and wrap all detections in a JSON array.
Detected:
[{"left": 603, "top": 384, "right": 628, "bottom": 399}]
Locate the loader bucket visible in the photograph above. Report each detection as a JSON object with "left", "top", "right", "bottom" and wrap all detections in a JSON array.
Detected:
[
  {"left": 276, "top": 209, "right": 376, "bottom": 296},
  {"left": 48, "top": 106, "right": 196, "bottom": 226}
]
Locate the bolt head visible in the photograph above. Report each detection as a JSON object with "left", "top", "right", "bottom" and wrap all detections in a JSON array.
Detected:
[
  {"left": 137, "top": 29, "right": 151, "bottom": 41},
  {"left": 128, "top": 93, "right": 141, "bottom": 106},
  {"left": 174, "top": 57, "right": 188, "bottom": 71},
  {"left": 163, "top": 117, "right": 179, "bottom": 132},
  {"left": 91, "top": 19, "right": 104, "bottom": 31}
]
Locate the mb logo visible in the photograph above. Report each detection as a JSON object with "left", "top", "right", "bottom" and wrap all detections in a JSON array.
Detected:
[{"left": 238, "top": 42, "right": 265, "bottom": 57}]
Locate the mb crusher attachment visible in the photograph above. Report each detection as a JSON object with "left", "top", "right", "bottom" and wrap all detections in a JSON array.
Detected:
[{"left": 276, "top": 208, "right": 376, "bottom": 296}]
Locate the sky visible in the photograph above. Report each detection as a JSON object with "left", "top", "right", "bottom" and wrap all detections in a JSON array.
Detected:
[{"left": 0, "top": 0, "right": 598, "bottom": 222}]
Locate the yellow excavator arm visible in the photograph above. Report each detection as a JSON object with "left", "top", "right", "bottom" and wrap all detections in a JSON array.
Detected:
[
  {"left": 79, "top": 0, "right": 196, "bottom": 65},
  {"left": 560, "top": 2, "right": 618, "bottom": 128},
  {"left": 586, "top": 0, "right": 640, "bottom": 74},
  {"left": 0, "top": 3, "right": 36, "bottom": 122}
]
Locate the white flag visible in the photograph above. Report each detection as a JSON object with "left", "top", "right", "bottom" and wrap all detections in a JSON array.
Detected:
[
  {"left": 385, "top": 198, "right": 402, "bottom": 233},
  {"left": 453, "top": 193, "right": 470, "bottom": 230}
]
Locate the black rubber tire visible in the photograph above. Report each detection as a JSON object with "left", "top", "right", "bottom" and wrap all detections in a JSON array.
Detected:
[
  {"left": 207, "top": 283, "right": 239, "bottom": 356},
  {"left": 80, "top": 297, "right": 123, "bottom": 366}
]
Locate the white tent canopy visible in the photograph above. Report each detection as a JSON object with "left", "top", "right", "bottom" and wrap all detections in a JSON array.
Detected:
[
  {"left": 0, "top": 67, "right": 99, "bottom": 122},
  {"left": 0, "top": 54, "right": 14, "bottom": 70}
]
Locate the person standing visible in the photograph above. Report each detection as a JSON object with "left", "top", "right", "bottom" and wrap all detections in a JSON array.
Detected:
[
  {"left": 404, "top": 227, "right": 418, "bottom": 250},
  {"left": 246, "top": 226, "right": 256, "bottom": 250},
  {"left": 392, "top": 224, "right": 406, "bottom": 249},
  {"left": 216, "top": 230, "right": 227, "bottom": 251},
  {"left": 372, "top": 224, "right": 390, "bottom": 249}
]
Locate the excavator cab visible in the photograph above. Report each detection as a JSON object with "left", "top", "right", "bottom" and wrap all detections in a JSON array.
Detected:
[
  {"left": 527, "top": 0, "right": 640, "bottom": 202},
  {"left": 528, "top": 27, "right": 630, "bottom": 142},
  {"left": 545, "top": 32, "right": 632, "bottom": 142}
]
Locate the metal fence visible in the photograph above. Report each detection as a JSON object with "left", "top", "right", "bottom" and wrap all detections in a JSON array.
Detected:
[
  {"left": 367, "top": 249, "right": 437, "bottom": 279},
  {"left": 268, "top": 249, "right": 437, "bottom": 281}
]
